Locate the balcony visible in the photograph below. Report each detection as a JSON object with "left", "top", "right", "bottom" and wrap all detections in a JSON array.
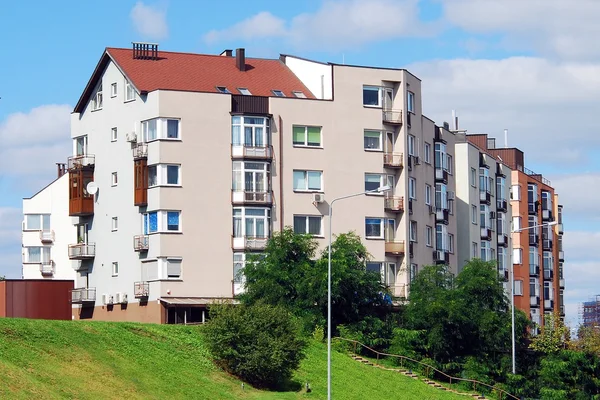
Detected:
[
  {"left": 134, "top": 159, "right": 148, "bottom": 207},
  {"left": 67, "top": 154, "right": 95, "bottom": 171},
  {"left": 496, "top": 199, "right": 508, "bottom": 212},
  {"left": 388, "top": 283, "right": 407, "bottom": 299},
  {"left": 559, "top": 250, "right": 564, "bottom": 262},
  {"left": 559, "top": 278, "right": 565, "bottom": 288},
  {"left": 530, "top": 296, "right": 540, "bottom": 307},
  {"left": 71, "top": 287, "right": 96, "bottom": 304},
  {"left": 39, "top": 260, "right": 54, "bottom": 276},
  {"left": 543, "top": 269, "right": 554, "bottom": 280},
  {"left": 542, "top": 239, "right": 553, "bottom": 251},
  {"left": 384, "top": 196, "right": 404, "bottom": 213},
  {"left": 497, "top": 234, "right": 508, "bottom": 247},
  {"left": 231, "top": 235, "right": 269, "bottom": 251},
  {"left": 479, "top": 190, "right": 491, "bottom": 205},
  {"left": 68, "top": 243, "right": 96, "bottom": 260},
  {"left": 134, "top": 282, "right": 150, "bottom": 298},
  {"left": 383, "top": 152, "right": 403, "bottom": 169},
  {"left": 529, "top": 233, "right": 539, "bottom": 246},
  {"left": 39, "top": 230, "right": 55, "bottom": 243},
  {"left": 133, "top": 235, "right": 149, "bottom": 252},
  {"left": 385, "top": 240, "right": 405, "bottom": 256},
  {"left": 542, "top": 209, "right": 553, "bottom": 222},
  {"left": 560, "top": 305, "right": 565, "bottom": 316},
  {"left": 435, "top": 168, "right": 448, "bottom": 184},
  {"left": 544, "top": 299, "right": 554, "bottom": 310},
  {"left": 433, "top": 250, "right": 450, "bottom": 264},
  {"left": 480, "top": 227, "right": 492, "bottom": 241},
  {"left": 231, "top": 144, "right": 273, "bottom": 160},
  {"left": 133, "top": 142, "right": 148, "bottom": 160},
  {"left": 558, "top": 223, "right": 564, "bottom": 234},
  {"left": 529, "top": 265, "right": 540, "bottom": 276},
  {"left": 69, "top": 169, "right": 95, "bottom": 217},
  {"left": 382, "top": 109, "right": 403, "bottom": 125},
  {"left": 528, "top": 202, "right": 538, "bottom": 215},
  {"left": 436, "top": 208, "right": 449, "bottom": 224},
  {"left": 231, "top": 190, "right": 273, "bottom": 205}
]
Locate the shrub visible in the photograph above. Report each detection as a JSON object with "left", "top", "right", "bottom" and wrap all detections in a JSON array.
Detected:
[{"left": 203, "top": 302, "right": 307, "bottom": 388}]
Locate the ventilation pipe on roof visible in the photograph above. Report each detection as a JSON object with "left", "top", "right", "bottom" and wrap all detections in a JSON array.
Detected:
[{"left": 236, "top": 48, "right": 246, "bottom": 71}]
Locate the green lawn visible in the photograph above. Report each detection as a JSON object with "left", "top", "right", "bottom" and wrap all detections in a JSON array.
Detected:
[{"left": 0, "top": 319, "right": 465, "bottom": 399}]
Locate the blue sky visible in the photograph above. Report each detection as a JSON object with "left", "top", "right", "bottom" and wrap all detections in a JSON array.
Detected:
[{"left": 1, "top": 0, "right": 598, "bottom": 326}]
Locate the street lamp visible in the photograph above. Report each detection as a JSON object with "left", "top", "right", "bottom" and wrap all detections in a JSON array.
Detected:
[
  {"left": 327, "top": 184, "right": 391, "bottom": 400},
  {"left": 510, "top": 220, "right": 557, "bottom": 374}
]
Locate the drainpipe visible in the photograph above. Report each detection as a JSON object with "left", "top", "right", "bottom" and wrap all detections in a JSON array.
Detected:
[{"left": 279, "top": 115, "right": 284, "bottom": 231}]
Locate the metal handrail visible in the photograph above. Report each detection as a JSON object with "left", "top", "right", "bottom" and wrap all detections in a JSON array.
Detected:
[{"left": 334, "top": 337, "right": 519, "bottom": 400}]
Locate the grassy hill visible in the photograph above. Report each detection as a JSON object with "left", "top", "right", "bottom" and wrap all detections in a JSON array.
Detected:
[{"left": 0, "top": 319, "right": 466, "bottom": 399}]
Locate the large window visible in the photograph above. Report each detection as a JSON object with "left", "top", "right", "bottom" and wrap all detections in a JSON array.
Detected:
[
  {"left": 142, "top": 118, "right": 180, "bottom": 141},
  {"left": 497, "top": 212, "right": 507, "bottom": 235},
  {"left": 407, "top": 91, "right": 414, "bottom": 113},
  {"left": 543, "top": 251, "right": 553, "bottom": 279},
  {"left": 529, "top": 246, "right": 539, "bottom": 273},
  {"left": 435, "top": 183, "right": 448, "bottom": 210},
  {"left": 426, "top": 226, "right": 433, "bottom": 247},
  {"left": 530, "top": 277, "right": 539, "bottom": 297},
  {"left": 425, "top": 184, "right": 432, "bottom": 205},
  {"left": 498, "top": 247, "right": 506, "bottom": 274},
  {"left": 24, "top": 247, "right": 50, "bottom": 263},
  {"left": 143, "top": 210, "right": 181, "bottom": 233},
  {"left": 541, "top": 190, "right": 552, "bottom": 210},
  {"left": 232, "top": 116, "right": 270, "bottom": 147},
  {"left": 364, "top": 130, "right": 382, "bottom": 150},
  {"left": 293, "top": 170, "right": 322, "bottom": 191},
  {"left": 496, "top": 176, "right": 506, "bottom": 202},
  {"left": 410, "top": 221, "right": 417, "bottom": 242},
  {"left": 91, "top": 83, "right": 103, "bottom": 111},
  {"left": 365, "top": 173, "right": 393, "bottom": 193},
  {"left": 511, "top": 184, "right": 521, "bottom": 200},
  {"left": 480, "top": 241, "right": 491, "bottom": 261},
  {"left": 528, "top": 183, "right": 538, "bottom": 212},
  {"left": 24, "top": 214, "right": 50, "bottom": 231},
  {"left": 233, "top": 208, "right": 270, "bottom": 239},
  {"left": 407, "top": 135, "right": 416, "bottom": 156},
  {"left": 408, "top": 178, "right": 416, "bottom": 199},
  {"left": 424, "top": 142, "right": 431, "bottom": 163},
  {"left": 233, "top": 162, "right": 269, "bottom": 193},
  {"left": 434, "top": 142, "right": 447, "bottom": 170},
  {"left": 293, "top": 126, "right": 321, "bottom": 147},
  {"left": 480, "top": 204, "right": 491, "bottom": 228},
  {"left": 544, "top": 281, "right": 552, "bottom": 300},
  {"left": 148, "top": 164, "right": 181, "bottom": 187},
  {"left": 125, "top": 80, "right": 135, "bottom": 102},
  {"left": 294, "top": 215, "right": 323, "bottom": 236},
  {"left": 363, "top": 86, "right": 392, "bottom": 108},
  {"left": 436, "top": 224, "right": 448, "bottom": 251},
  {"left": 479, "top": 168, "right": 490, "bottom": 193},
  {"left": 365, "top": 218, "right": 384, "bottom": 239}
]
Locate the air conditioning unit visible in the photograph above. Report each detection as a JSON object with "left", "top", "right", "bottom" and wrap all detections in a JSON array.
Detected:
[
  {"left": 428, "top": 205, "right": 435, "bottom": 215},
  {"left": 312, "top": 193, "right": 325, "bottom": 204},
  {"left": 102, "top": 293, "right": 114, "bottom": 305},
  {"left": 126, "top": 132, "right": 137, "bottom": 142},
  {"left": 122, "top": 293, "right": 128, "bottom": 303},
  {"left": 447, "top": 191, "right": 455, "bottom": 201},
  {"left": 414, "top": 156, "right": 421, "bottom": 165},
  {"left": 115, "top": 292, "right": 123, "bottom": 304}
]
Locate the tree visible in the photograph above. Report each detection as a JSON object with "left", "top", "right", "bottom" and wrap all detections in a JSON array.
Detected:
[
  {"left": 571, "top": 325, "right": 600, "bottom": 356},
  {"left": 0, "top": 275, "right": 5, "bottom": 281},
  {"left": 530, "top": 312, "right": 570, "bottom": 354},
  {"left": 203, "top": 302, "right": 307, "bottom": 388}
]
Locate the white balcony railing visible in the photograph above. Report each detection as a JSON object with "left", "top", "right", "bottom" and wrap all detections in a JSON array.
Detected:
[
  {"left": 39, "top": 260, "right": 54, "bottom": 276},
  {"left": 68, "top": 243, "right": 96, "bottom": 259},
  {"left": 39, "top": 230, "right": 55, "bottom": 243},
  {"left": 134, "top": 282, "right": 150, "bottom": 298},
  {"left": 133, "top": 235, "right": 149, "bottom": 252},
  {"left": 232, "top": 236, "right": 269, "bottom": 251},
  {"left": 71, "top": 287, "right": 96, "bottom": 303}
]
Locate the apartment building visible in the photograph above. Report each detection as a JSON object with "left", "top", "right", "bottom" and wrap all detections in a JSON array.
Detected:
[
  {"left": 454, "top": 134, "right": 513, "bottom": 288},
  {"left": 54, "top": 44, "right": 458, "bottom": 323},
  {"left": 22, "top": 165, "right": 76, "bottom": 280},
  {"left": 465, "top": 134, "right": 564, "bottom": 330}
]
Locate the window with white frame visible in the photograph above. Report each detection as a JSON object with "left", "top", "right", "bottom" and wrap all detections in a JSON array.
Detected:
[
  {"left": 233, "top": 253, "right": 246, "bottom": 285},
  {"left": 529, "top": 248, "right": 538, "bottom": 272},
  {"left": 480, "top": 241, "right": 491, "bottom": 261},
  {"left": 512, "top": 216, "right": 522, "bottom": 232},
  {"left": 385, "top": 219, "right": 395, "bottom": 241},
  {"left": 471, "top": 168, "right": 476, "bottom": 187},
  {"left": 143, "top": 211, "right": 181, "bottom": 233},
  {"left": 541, "top": 190, "right": 552, "bottom": 211},
  {"left": 293, "top": 125, "right": 321, "bottom": 147},
  {"left": 425, "top": 184, "right": 432, "bottom": 205},
  {"left": 111, "top": 172, "right": 118, "bottom": 186},
  {"left": 232, "top": 161, "right": 269, "bottom": 193},
  {"left": 365, "top": 173, "right": 393, "bottom": 193},
  {"left": 164, "top": 257, "right": 182, "bottom": 279},
  {"left": 513, "top": 248, "right": 523, "bottom": 264},
  {"left": 293, "top": 170, "right": 322, "bottom": 191},
  {"left": 472, "top": 242, "right": 478, "bottom": 258},
  {"left": 110, "top": 83, "right": 117, "bottom": 98},
  {"left": 272, "top": 89, "right": 285, "bottom": 97},
  {"left": 434, "top": 142, "right": 447, "bottom": 170},
  {"left": 410, "top": 263, "right": 418, "bottom": 282},
  {"left": 407, "top": 91, "right": 415, "bottom": 113},
  {"left": 293, "top": 91, "right": 307, "bottom": 98},
  {"left": 510, "top": 184, "right": 521, "bottom": 200},
  {"left": 471, "top": 205, "right": 477, "bottom": 224},
  {"left": 410, "top": 221, "right": 417, "bottom": 242},
  {"left": 514, "top": 280, "right": 523, "bottom": 296},
  {"left": 491, "top": 248, "right": 496, "bottom": 260},
  {"left": 448, "top": 198, "right": 454, "bottom": 215},
  {"left": 498, "top": 247, "right": 506, "bottom": 274},
  {"left": 436, "top": 224, "right": 447, "bottom": 251},
  {"left": 231, "top": 116, "right": 270, "bottom": 147},
  {"left": 449, "top": 234, "right": 454, "bottom": 254},
  {"left": 141, "top": 118, "right": 180, "bottom": 141},
  {"left": 446, "top": 154, "right": 453, "bottom": 174},
  {"left": 497, "top": 212, "right": 507, "bottom": 235},
  {"left": 424, "top": 142, "right": 431, "bottom": 163},
  {"left": 496, "top": 176, "right": 506, "bottom": 202},
  {"left": 24, "top": 214, "right": 50, "bottom": 231},
  {"left": 544, "top": 281, "right": 553, "bottom": 300},
  {"left": 364, "top": 130, "right": 382, "bottom": 151},
  {"left": 409, "top": 177, "right": 416, "bottom": 199},
  {"left": 112, "top": 262, "right": 119, "bottom": 277},
  {"left": 363, "top": 86, "right": 381, "bottom": 107},
  {"left": 237, "top": 87, "right": 252, "bottom": 95},
  {"left": 216, "top": 86, "right": 231, "bottom": 94},
  {"left": 233, "top": 208, "right": 270, "bottom": 239},
  {"left": 125, "top": 80, "right": 135, "bottom": 101},
  {"left": 294, "top": 215, "right": 323, "bottom": 236},
  {"left": 148, "top": 164, "right": 181, "bottom": 187},
  {"left": 91, "top": 83, "right": 103, "bottom": 110},
  {"left": 435, "top": 183, "right": 448, "bottom": 210},
  {"left": 426, "top": 225, "right": 433, "bottom": 247},
  {"left": 407, "top": 135, "right": 416, "bottom": 156},
  {"left": 480, "top": 204, "right": 491, "bottom": 229},
  {"left": 480, "top": 168, "right": 490, "bottom": 194},
  {"left": 74, "top": 135, "right": 88, "bottom": 156},
  {"left": 111, "top": 127, "right": 117, "bottom": 142},
  {"left": 365, "top": 218, "right": 384, "bottom": 239},
  {"left": 543, "top": 251, "right": 553, "bottom": 279},
  {"left": 24, "top": 247, "right": 50, "bottom": 263},
  {"left": 111, "top": 217, "right": 118, "bottom": 231},
  {"left": 385, "top": 263, "right": 397, "bottom": 286}
]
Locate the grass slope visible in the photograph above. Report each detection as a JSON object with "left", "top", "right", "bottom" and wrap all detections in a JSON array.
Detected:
[{"left": 0, "top": 319, "right": 464, "bottom": 399}]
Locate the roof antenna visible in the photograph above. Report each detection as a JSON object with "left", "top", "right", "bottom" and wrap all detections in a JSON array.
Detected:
[{"left": 504, "top": 129, "right": 508, "bottom": 148}]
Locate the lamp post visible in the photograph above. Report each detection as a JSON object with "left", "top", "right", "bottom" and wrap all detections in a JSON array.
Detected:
[
  {"left": 327, "top": 185, "right": 391, "bottom": 400},
  {"left": 510, "top": 220, "right": 557, "bottom": 374}
]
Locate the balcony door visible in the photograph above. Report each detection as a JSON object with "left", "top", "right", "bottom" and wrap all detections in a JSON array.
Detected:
[
  {"left": 75, "top": 135, "right": 88, "bottom": 156},
  {"left": 385, "top": 219, "right": 395, "bottom": 241},
  {"left": 244, "top": 163, "right": 268, "bottom": 193},
  {"left": 385, "top": 132, "right": 395, "bottom": 153},
  {"left": 76, "top": 224, "right": 89, "bottom": 244},
  {"left": 382, "top": 88, "right": 393, "bottom": 110}
]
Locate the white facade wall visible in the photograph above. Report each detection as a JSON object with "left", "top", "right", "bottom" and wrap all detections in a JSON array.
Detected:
[{"left": 283, "top": 56, "right": 333, "bottom": 100}]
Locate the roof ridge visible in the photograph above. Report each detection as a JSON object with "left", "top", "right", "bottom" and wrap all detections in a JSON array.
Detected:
[{"left": 105, "top": 47, "right": 280, "bottom": 62}]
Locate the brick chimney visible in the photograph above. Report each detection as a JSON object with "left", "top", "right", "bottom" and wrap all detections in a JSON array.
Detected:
[
  {"left": 236, "top": 48, "right": 246, "bottom": 71},
  {"left": 56, "top": 163, "right": 67, "bottom": 178}
]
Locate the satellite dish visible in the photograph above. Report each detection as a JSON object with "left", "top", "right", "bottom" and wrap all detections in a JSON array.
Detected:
[{"left": 86, "top": 181, "right": 98, "bottom": 195}]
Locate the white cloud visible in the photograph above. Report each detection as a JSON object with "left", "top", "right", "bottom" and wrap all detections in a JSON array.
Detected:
[
  {"left": 203, "top": 0, "right": 436, "bottom": 50},
  {"left": 130, "top": 1, "right": 168, "bottom": 41},
  {"left": 563, "top": 231, "right": 600, "bottom": 262},
  {"left": 439, "top": 0, "right": 600, "bottom": 61},
  {"left": 0, "top": 207, "right": 21, "bottom": 245},
  {"left": 551, "top": 174, "right": 600, "bottom": 219}
]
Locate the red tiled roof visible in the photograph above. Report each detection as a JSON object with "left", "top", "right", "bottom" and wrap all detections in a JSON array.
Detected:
[{"left": 108, "top": 48, "right": 314, "bottom": 98}]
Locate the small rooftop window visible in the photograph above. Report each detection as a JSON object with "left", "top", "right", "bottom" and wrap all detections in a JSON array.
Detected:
[
  {"left": 237, "top": 88, "right": 252, "bottom": 95},
  {"left": 292, "top": 91, "right": 306, "bottom": 98},
  {"left": 272, "top": 90, "right": 285, "bottom": 97},
  {"left": 216, "top": 86, "right": 231, "bottom": 94}
]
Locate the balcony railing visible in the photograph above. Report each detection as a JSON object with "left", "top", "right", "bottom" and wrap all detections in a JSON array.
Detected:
[
  {"left": 497, "top": 234, "right": 508, "bottom": 246},
  {"left": 232, "top": 235, "right": 269, "bottom": 251},
  {"left": 480, "top": 227, "right": 492, "bottom": 240},
  {"left": 433, "top": 250, "right": 450, "bottom": 264},
  {"left": 68, "top": 243, "right": 96, "bottom": 259},
  {"left": 383, "top": 152, "right": 403, "bottom": 168},
  {"left": 479, "top": 190, "right": 491, "bottom": 204},
  {"left": 529, "top": 233, "right": 539, "bottom": 246},
  {"left": 435, "top": 168, "right": 448, "bottom": 184},
  {"left": 71, "top": 287, "right": 96, "bottom": 304},
  {"left": 133, "top": 235, "right": 149, "bottom": 252},
  {"left": 436, "top": 208, "right": 449, "bottom": 224},
  {"left": 39, "top": 230, "right": 55, "bottom": 243},
  {"left": 558, "top": 223, "right": 564, "bottom": 234},
  {"left": 384, "top": 196, "right": 404, "bottom": 213},
  {"left": 133, "top": 142, "right": 148, "bottom": 159},
  {"left": 134, "top": 281, "right": 150, "bottom": 298},
  {"left": 544, "top": 299, "right": 554, "bottom": 310},
  {"left": 382, "top": 109, "right": 403, "bottom": 125},
  {"left": 231, "top": 190, "right": 273, "bottom": 205},
  {"left": 542, "top": 209, "right": 553, "bottom": 221},
  {"left": 231, "top": 144, "right": 273, "bottom": 160},
  {"left": 497, "top": 199, "right": 508, "bottom": 212},
  {"left": 530, "top": 296, "right": 540, "bottom": 307},
  {"left": 385, "top": 240, "right": 405, "bottom": 256},
  {"left": 530, "top": 265, "right": 540, "bottom": 276},
  {"left": 39, "top": 260, "right": 54, "bottom": 276},
  {"left": 67, "top": 154, "right": 95, "bottom": 171},
  {"left": 559, "top": 278, "right": 565, "bottom": 288},
  {"left": 542, "top": 239, "right": 553, "bottom": 251},
  {"left": 387, "top": 283, "right": 407, "bottom": 299},
  {"left": 559, "top": 250, "right": 564, "bottom": 262}
]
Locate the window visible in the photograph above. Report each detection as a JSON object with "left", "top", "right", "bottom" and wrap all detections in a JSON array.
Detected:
[
  {"left": 435, "top": 183, "right": 448, "bottom": 210},
  {"left": 110, "top": 172, "right": 118, "bottom": 186},
  {"left": 232, "top": 161, "right": 270, "bottom": 194},
  {"left": 292, "top": 91, "right": 306, "bottom": 98},
  {"left": 24, "top": 247, "right": 50, "bottom": 263},
  {"left": 543, "top": 251, "right": 553, "bottom": 279},
  {"left": 435, "top": 142, "right": 447, "bottom": 170},
  {"left": 111, "top": 217, "right": 118, "bottom": 231},
  {"left": 231, "top": 116, "right": 270, "bottom": 147},
  {"left": 363, "top": 86, "right": 381, "bottom": 107},
  {"left": 491, "top": 248, "right": 496, "bottom": 260},
  {"left": 514, "top": 280, "right": 523, "bottom": 296},
  {"left": 141, "top": 118, "right": 180, "bottom": 141},
  {"left": 510, "top": 184, "right": 521, "bottom": 200},
  {"left": 410, "top": 221, "right": 417, "bottom": 242},
  {"left": 479, "top": 167, "right": 490, "bottom": 193},
  {"left": 471, "top": 168, "right": 476, "bottom": 187},
  {"left": 365, "top": 218, "right": 384, "bottom": 239},
  {"left": 294, "top": 215, "right": 323, "bottom": 236},
  {"left": 481, "top": 241, "right": 491, "bottom": 261},
  {"left": 74, "top": 135, "right": 88, "bottom": 156},
  {"left": 293, "top": 170, "right": 322, "bottom": 191},
  {"left": 385, "top": 219, "right": 396, "bottom": 241},
  {"left": 166, "top": 258, "right": 182, "bottom": 279},
  {"left": 110, "top": 127, "right": 118, "bottom": 142},
  {"left": 409, "top": 263, "right": 418, "bottom": 282},
  {"left": 148, "top": 164, "right": 181, "bottom": 187},
  {"left": 513, "top": 248, "right": 523, "bottom": 264},
  {"left": 237, "top": 87, "right": 251, "bottom": 95},
  {"left": 366, "top": 262, "right": 382, "bottom": 275},
  {"left": 293, "top": 126, "right": 322, "bottom": 147},
  {"left": 498, "top": 247, "right": 506, "bottom": 273},
  {"left": 143, "top": 210, "right": 182, "bottom": 233},
  {"left": 407, "top": 91, "right": 415, "bottom": 113},
  {"left": 24, "top": 214, "right": 51, "bottom": 231},
  {"left": 471, "top": 205, "right": 477, "bottom": 224},
  {"left": 407, "top": 135, "right": 416, "bottom": 156},
  {"left": 448, "top": 198, "right": 454, "bottom": 215},
  {"left": 541, "top": 190, "right": 552, "bottom": 210},
  {"left": 425, "top": 184, "right": 432, "bottom": 205},
  {"left": 497, "top": 212, "right": 507, "bottom": 235},
  {"left": 364, "top": 130, "right": 382, "bottom": 151},
  {"left": 233, "top": 208, "right": 271, "bottom": 239},
  {"left": 472, "top": 242, "right": 478, "bottom": 258},
  {"left": 110, "top": 83, "right": 117, "bottom": 97},
  {"left": 216, "top": 86, "right": 231, "bottom": 94},
  {"left": 449, "top": 234, "right": 454, "bottom": 253},
  {"left": 233, "top": 253, "right": 246, "bottom": 286},
  {"left": 125, "top": 80, "right": 135, "bottom": 101},
  {"left": 91, "top": 83, "right": 103, "bottom": 110},
  {"left": 512, "top": 216, "right": 521, "bottom": 232},
  {"left": 544, "top": 281, "right": 552, "bottom": 300},
  {"left": 480, "top": 204, "right": 491, "bottom": 229},
  {"left": 112, "top": 262, "right": 119, "bottom": 277},
  {"left": 365, "top": 173, "right": 393, "bottom": 193},
  {"left": 424, "top": 142, "right": 431, "bottom": 164},
  {"left": 426, "top": 226, "right": 433, "bottom": 247},
  {"left": 446, "top": 155, "right": 453, "bottom": 174},
  {"left": 528, "top": 184, "right": 538, "bottom": 214},
  {"left": 497, "top": 176, "right": 506, "bottom": 202},
  {"left": 530, "top": 279, "right": 539, "bottom": 297},
  {"left": 408, "top": 178, "right": 416, "bottom": 199},
  {"left": 436, "top": 224, "right": 447, "bottom": 251},
  {"left": 385, "top": 263, "right": 397, "bottom": 286},
  {"left": 272, "top": 90, "right": 285, "bottom": 97}
]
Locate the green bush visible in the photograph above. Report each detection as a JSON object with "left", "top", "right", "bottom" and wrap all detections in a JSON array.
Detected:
[{"left": 203, "top": 302, "right": 307, "bottom": 388}]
